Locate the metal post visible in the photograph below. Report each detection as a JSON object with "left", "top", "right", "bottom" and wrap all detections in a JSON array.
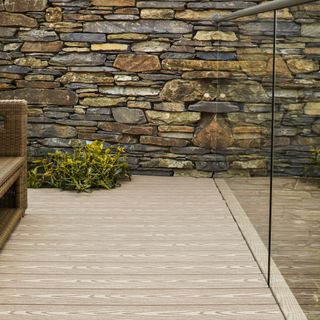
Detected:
[{"left": 267, "top": 9, "right": 277, "bottom": 287}]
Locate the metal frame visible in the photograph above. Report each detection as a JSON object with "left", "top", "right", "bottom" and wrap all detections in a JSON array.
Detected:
[
  {"left": 213, "top": 0, "right": 315, "bottom": 23},
  {"left": 267, "top": 9, "right": 277, "bottom": 287}
]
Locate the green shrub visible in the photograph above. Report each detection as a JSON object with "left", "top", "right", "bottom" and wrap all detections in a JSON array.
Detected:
[
  {"left": 28, "top": 141, "right": 131, "bottom": 192},
  {"left": 305, "top": 148, "right": 320, "bottom": 177}
]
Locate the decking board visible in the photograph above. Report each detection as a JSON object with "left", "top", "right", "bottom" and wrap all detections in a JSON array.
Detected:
[{"left": 0, "top": 176, "right": 284, "bottom": 320}]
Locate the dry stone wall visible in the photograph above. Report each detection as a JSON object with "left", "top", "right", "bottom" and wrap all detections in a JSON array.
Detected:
[{"left": 0, "top": 0, "right": 319, "bottom": 177}]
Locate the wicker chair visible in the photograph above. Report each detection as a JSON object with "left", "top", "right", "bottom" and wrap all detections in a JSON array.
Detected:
[{"left": 0, "top": 100, "right": 27, "bottom": 249}]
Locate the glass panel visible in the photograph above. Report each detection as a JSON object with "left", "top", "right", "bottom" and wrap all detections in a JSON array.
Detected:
[
  {"left": 270, "top": 4, "right": 320, "bottom": 319},
  {"left": 222, "top": 3, "right": 320, "bottom": 319},
  {"left": 216, "top": 15, "right": 272, "bottom": 279}
]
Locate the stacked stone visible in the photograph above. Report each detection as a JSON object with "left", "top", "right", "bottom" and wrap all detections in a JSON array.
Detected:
[{"left": 0, "top": 0, "right": 319, "bottom": 177}]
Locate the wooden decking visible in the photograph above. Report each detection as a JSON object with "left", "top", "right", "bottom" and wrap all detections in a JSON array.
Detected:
[
  {"left": 224, "top": 177, "right": 320, "bottom": 320},
  {"left": 0, "top": 176, "right": 284, "bottom": 319}
]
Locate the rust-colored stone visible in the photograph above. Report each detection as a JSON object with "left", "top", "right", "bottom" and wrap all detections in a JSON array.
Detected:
[
  {"left": 140, "top": 136, "right": 188, "bottom": 147},
  {"left": 21, "top": 41, "right": 63, "bottom": 53},
  {"left": 98, "top": 122, "right": 154, "bottom": 135},
  {"left": 193, "top": 116, "right": 234, "bottom": 150},
  {"left": 0, "top": 12, "right": 38, "bottom": 27},
  {"left": 16, "top": 80, "right": 59, "bottom": 89},
  {"left": 114, "top": 54, "right": 161, "bottom": 72}
]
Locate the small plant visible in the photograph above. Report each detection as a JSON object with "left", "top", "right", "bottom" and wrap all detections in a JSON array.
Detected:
[
  {"left": 305, "top": 148, "right": 320, "bottom": 178},
  {"left": 28, "top": 141, "right": 131, "bottom": 192}
]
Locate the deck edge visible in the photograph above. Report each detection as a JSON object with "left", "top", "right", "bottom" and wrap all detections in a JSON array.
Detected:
[{"left": 214, "top": 178, "right": 308, "bottom": 320}]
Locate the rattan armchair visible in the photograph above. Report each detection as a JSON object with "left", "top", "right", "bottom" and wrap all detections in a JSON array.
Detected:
[{"left": 0, "top": 100, "right": 27, "bottom": 249}]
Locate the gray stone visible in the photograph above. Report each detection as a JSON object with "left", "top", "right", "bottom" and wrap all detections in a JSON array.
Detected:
[
  {"left": 0, "top": 65, "right": 31, "bottom": 74},
  {"left": 112, "top": 107, "right": 146, "bottom": 124},
  {"left": 132, "top": 41, "right": 170, "bottom": 52},
  {"left": 312, "top": 121, "right": 320, "bottom": 135},
  {"left": 84, "top": 20, "right": 192, "bottom": 34},
  {"left": 100, "top": 86, "right": 159, "bottom": 96},
  {"left": 104, "top": 14, "right": 138, "bottom": 20},
  {"left": 0, "top": 27, "right": 16, "bottom": 37},
  {"left": 282, "top": 114, "right": 314, "bottom": 126},
  {"left": 44, "top": 111, "right": 69, "bottom": 119},
  {"left": 50, "top": 53, "right": 106, "bottom": 66},
  {"left": 0, "top": 52, "right": 11, "bottom": 59},
  {"left": 29, "top": 124, "right": 77, "bottom": 138},
  {"left": 301, "top": 24, "right": 320, "bottom": 37},
  {"left": 87, "top": 108, "right": 111, "bottom": 115},
  {"left": 139, "top": 73, "right": 179, "bottom": 81},
  {"left": 196, "top": 161, "right": 228, "bottom": 172},
  {"left": 56, "top": 119, "right": 97, "bottom": 127},
  {"left": 141, "top": 158, "right": 193, "bottom": 169},
  {"left": 188, "top": 102, "right": 240, "bottom": 113},
  {"left": 58, "top": 0, "right": 89, "bottom": 7},
  {"left": 70, "top": 67, "right": 117, "bottom": 72},
  {"left": 188, "top": 1, "right": 252, "bottom": 9},
  {"left": 240, "top": 21, "right": 300, "bottom": 36},
  {"left": 125, "top": 144, "right": 167, "bottom": 152},
  {"left": 190, "top": 154, "right": 226, "bottom": 162},
  {"left": 170, "top": 147, "right": 210, "bottom": 155},
  {"left": 196, "top": 52, "right": 237, "bottom": 61},
  {"left": 60, "top": 33, "right": 106, "bottom": 43},
  {"left": 160, "top": 53, "right": 195, "bottom": 60},
  {"left": 39, "top": 138, "right": 74, "bottom": 147},
  {"left": 137, "top": 1, "right": 185, "bottom": 9},
  {"left": 18, "top": 30, "right": 58, "bottom": 41}
]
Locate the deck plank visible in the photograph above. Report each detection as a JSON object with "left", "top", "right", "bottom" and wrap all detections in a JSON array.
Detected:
[
  {"left": 0, "top": 176, "right": 284, "bottom": 320},
  {"left": 0, "top": 305, "right": 284, "bottom": 320}
]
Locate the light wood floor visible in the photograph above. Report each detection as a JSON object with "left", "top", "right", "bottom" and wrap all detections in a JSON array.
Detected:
[
  {"left": 225, "top": 177, "right": 320, "bottom": 320},
  {"left": 0, "top": 176, "right": 284, "bottom": 319}
]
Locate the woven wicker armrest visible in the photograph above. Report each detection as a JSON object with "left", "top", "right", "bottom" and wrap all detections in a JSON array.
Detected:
[
  {"left": 0, "top": 100, "right": 28, "bottom": 249},
  {"left": 0, "top": 100, "right": 28, "bottom": 157}
]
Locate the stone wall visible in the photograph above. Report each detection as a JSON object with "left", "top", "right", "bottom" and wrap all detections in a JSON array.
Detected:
[{"left": 0, "top": 0, "right": 319, "bottom": 177}]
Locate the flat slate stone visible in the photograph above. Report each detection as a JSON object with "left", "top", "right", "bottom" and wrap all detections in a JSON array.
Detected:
[
  {"left": 0, "top": 88, "right": 78, "bottom": 105},
  {"left": 4, "top": 0, "right": 47, "bottom": 12},
  {"left": 112, "top": 107, "right": 147, "bottom": 124},
  {"left": 240, "top": 21, "right": 300, "bottom": 36},
  {"left": 188, "top": 102, "right": 240, "bottom": 113},
  {"left": 50, "top": 53, "right": 106, "bottom": 66},
  {"left": 0, "top": 65, "right": 31, "bottom": 74},
  {"left": 0, "top": 27, "right": 17, "bottom": 37},
  {"left": 18, "top": 29, "right": 58, "bottom": 41},
  {"left": 137, "top": 1, "right": 185, "bottom": 9},
  {"left": 196, "top": 52, "right": 237, "bottom": 61},
  {"left": 60, "top": 33, "right": 106, "bottom": 43},
  {"left": 0, "top": 12, "right": 38, "bottom": 27},
  {"left": 83, "top": 20, "right": 192, "bottom": 34},
  {"left": 188, "top": 1, "right": 252, "bottom": 9}
]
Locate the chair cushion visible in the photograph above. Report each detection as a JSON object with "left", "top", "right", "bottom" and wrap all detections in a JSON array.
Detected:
[{"left": 0, "top": 157, "right": 24, "bottom": 187}]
